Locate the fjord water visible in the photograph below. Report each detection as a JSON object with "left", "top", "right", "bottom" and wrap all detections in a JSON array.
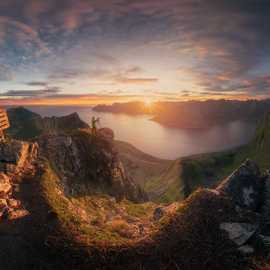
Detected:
[{"left": 27, "top": 106, "right": 256, "bottom": 160}]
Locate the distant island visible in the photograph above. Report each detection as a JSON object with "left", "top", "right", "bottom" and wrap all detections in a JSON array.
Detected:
[{"left": 93, "top": 99, "right": 270, "bottom": 129}]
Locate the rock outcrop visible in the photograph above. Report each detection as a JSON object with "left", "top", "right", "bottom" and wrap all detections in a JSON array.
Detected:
[
  {"left": 42, "top": 112, "right": 89, "bottom": 133},
  {"left": 217, "top": 159, "right": 270, "bottom": 254},
  {"left": 39, "top": 130, "right": 147, "bottom": 202},
  {"left": 217, "top": 159, "right": 264, "bottom": 211},
  {"left": 219, "top": 222, "right": 258, "bottom": 246},
  {"left": 0, "top": 140, "right": 38, "bottom": 220}
]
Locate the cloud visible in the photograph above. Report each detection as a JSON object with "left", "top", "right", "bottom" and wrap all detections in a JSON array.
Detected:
[
  {"left": 0, "top": 16, "right": 49, "bottom": 56},
  {"left": 1, "top": 87, "right": 61, "bottom": 97},
  {"left": 0, "top": 64, "right": 13, "bottom": 81},
  {"left": 0, "top": 0, "right": 269, "bottom": 100},
  {"left": 48, "top": 68, "right": 85, "bottom": 81},
  {"left": 231, "top": 76, "right": 270, "bottom": 96},
  {"left": 117, "top": 78, "right": 158, "bottom": 84},
  {"left": 25, "top": 81, "right": 48, "bottom": 87},
  {"left": 48, "top": 65, "right": 158, "bottom": 85}
]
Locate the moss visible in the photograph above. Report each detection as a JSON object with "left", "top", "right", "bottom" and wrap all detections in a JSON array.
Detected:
[
  {"left": 124, "top": 200, "right": 154, "bottom": 218},
  {"left": 40, "top": 161, "right": 130, "bottom": 245}
]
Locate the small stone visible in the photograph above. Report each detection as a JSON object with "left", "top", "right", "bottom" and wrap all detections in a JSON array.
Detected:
[
  {"left": 220, "top": 222, "right": 258, "bottom": 246},
  {"left": 7, "top": 198, "right": 21, "bottom": 209},
  {"left": 0, "top": 199, "right": 8, "bottom": 214},
  {"left": 153, "top": 207, "right": 165, "bottom": 221},
  {"left": 0, "top": 173, "right": 11, "bottom": 195}
]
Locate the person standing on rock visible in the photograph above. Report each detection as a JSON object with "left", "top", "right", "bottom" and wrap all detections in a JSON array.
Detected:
[{"left": 91, "top": 116, "right": 100, "bottom": 136}]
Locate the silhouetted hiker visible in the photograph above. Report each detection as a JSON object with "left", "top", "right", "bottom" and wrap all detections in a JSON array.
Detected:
[{"left": 91, "top": 116, "right": 100, "bottom": 135}]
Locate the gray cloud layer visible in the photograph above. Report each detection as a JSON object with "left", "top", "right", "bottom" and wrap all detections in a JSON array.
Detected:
[{"left": 0, "top": 0, "right": 270, "bottom": 100}]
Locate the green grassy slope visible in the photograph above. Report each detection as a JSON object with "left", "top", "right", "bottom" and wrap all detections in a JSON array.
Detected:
[
  {"left": 179, "top": 114, "right": 270, "bottom": 197},
  {"left": 115, "top": 141, "right": 183, "bottom": 202}
]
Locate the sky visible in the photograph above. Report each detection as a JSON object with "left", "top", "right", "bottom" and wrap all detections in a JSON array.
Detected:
[{"left": 0, "top": 0, "right": 270, "bottom": 105}]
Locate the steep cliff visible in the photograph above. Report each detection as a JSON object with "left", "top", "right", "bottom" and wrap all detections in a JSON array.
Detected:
[{"left": 39, "top": 129, "right": 147, "bottom": 202}]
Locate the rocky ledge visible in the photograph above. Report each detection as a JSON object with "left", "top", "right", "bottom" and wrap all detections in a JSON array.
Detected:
[{"left": 0, "top": 140, "right": 38, "bottom": 221}]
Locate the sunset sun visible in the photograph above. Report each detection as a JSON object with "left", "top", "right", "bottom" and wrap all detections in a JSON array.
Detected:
[{"left": 144, "top": 99, "right": 154, "bottom": 107}]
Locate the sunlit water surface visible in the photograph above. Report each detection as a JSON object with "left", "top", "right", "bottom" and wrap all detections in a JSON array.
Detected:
[{"left": 26, "top": 106, "right": 256, "bottom": 160}]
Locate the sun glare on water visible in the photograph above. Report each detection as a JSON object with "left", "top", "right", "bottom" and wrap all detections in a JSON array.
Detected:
[{"left": 144, "top": 99, "right": 154, "bottom": 107}]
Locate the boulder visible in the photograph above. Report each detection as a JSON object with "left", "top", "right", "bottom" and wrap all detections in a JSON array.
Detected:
[
  {"left": 220, "top": 222, "right": 258, "bottom": 246},
  {"left": 98, "top": 128, "right": 114, "bottom": 141},
  {"left": 217, "top": 160, "right": 264, "bottom": 211},
  {"left": 262, "top": 173, "right": 270, "bottom": 225}
]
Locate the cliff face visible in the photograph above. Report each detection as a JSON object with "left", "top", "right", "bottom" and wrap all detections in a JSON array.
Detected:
[
  {"left": 39, "top": 129, "right": 148, "bottom": 202},
  {"left": 42, "top": 112, "right": 89, "bottom": 132}
]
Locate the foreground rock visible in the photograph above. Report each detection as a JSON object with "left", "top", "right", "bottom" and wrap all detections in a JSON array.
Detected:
[
  {"left": 217, "top": 159, "right": 264, "bottom": 211},
  {"left": 217, "top": 159, "right": 270, "bottom": 255},
  {"left": 0, "top": 173, "right": 11, "bottom": 196},
  {"left": 220, "top": 222, "right": 258, "bottom": 246}
]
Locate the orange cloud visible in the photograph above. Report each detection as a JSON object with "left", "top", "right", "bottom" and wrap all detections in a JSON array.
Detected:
[{"left": 117, "top": 78, "right": 158, "bottom": 84}]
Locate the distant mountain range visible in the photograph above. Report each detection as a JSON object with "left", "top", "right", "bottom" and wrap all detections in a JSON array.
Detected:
[{"left": 94, "top": 99, "right": 270, "bottom": 128}]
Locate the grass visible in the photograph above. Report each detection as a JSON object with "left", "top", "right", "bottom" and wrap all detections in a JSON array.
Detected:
[
  {"left": 40, "top": 161, "right": 127, "bottom": 245},
  {"left": 124, "top": 200, "right": 155, "bottom": 218},
  {"left": 39, "top": 160, "right": 160, "bottom": 247}
]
